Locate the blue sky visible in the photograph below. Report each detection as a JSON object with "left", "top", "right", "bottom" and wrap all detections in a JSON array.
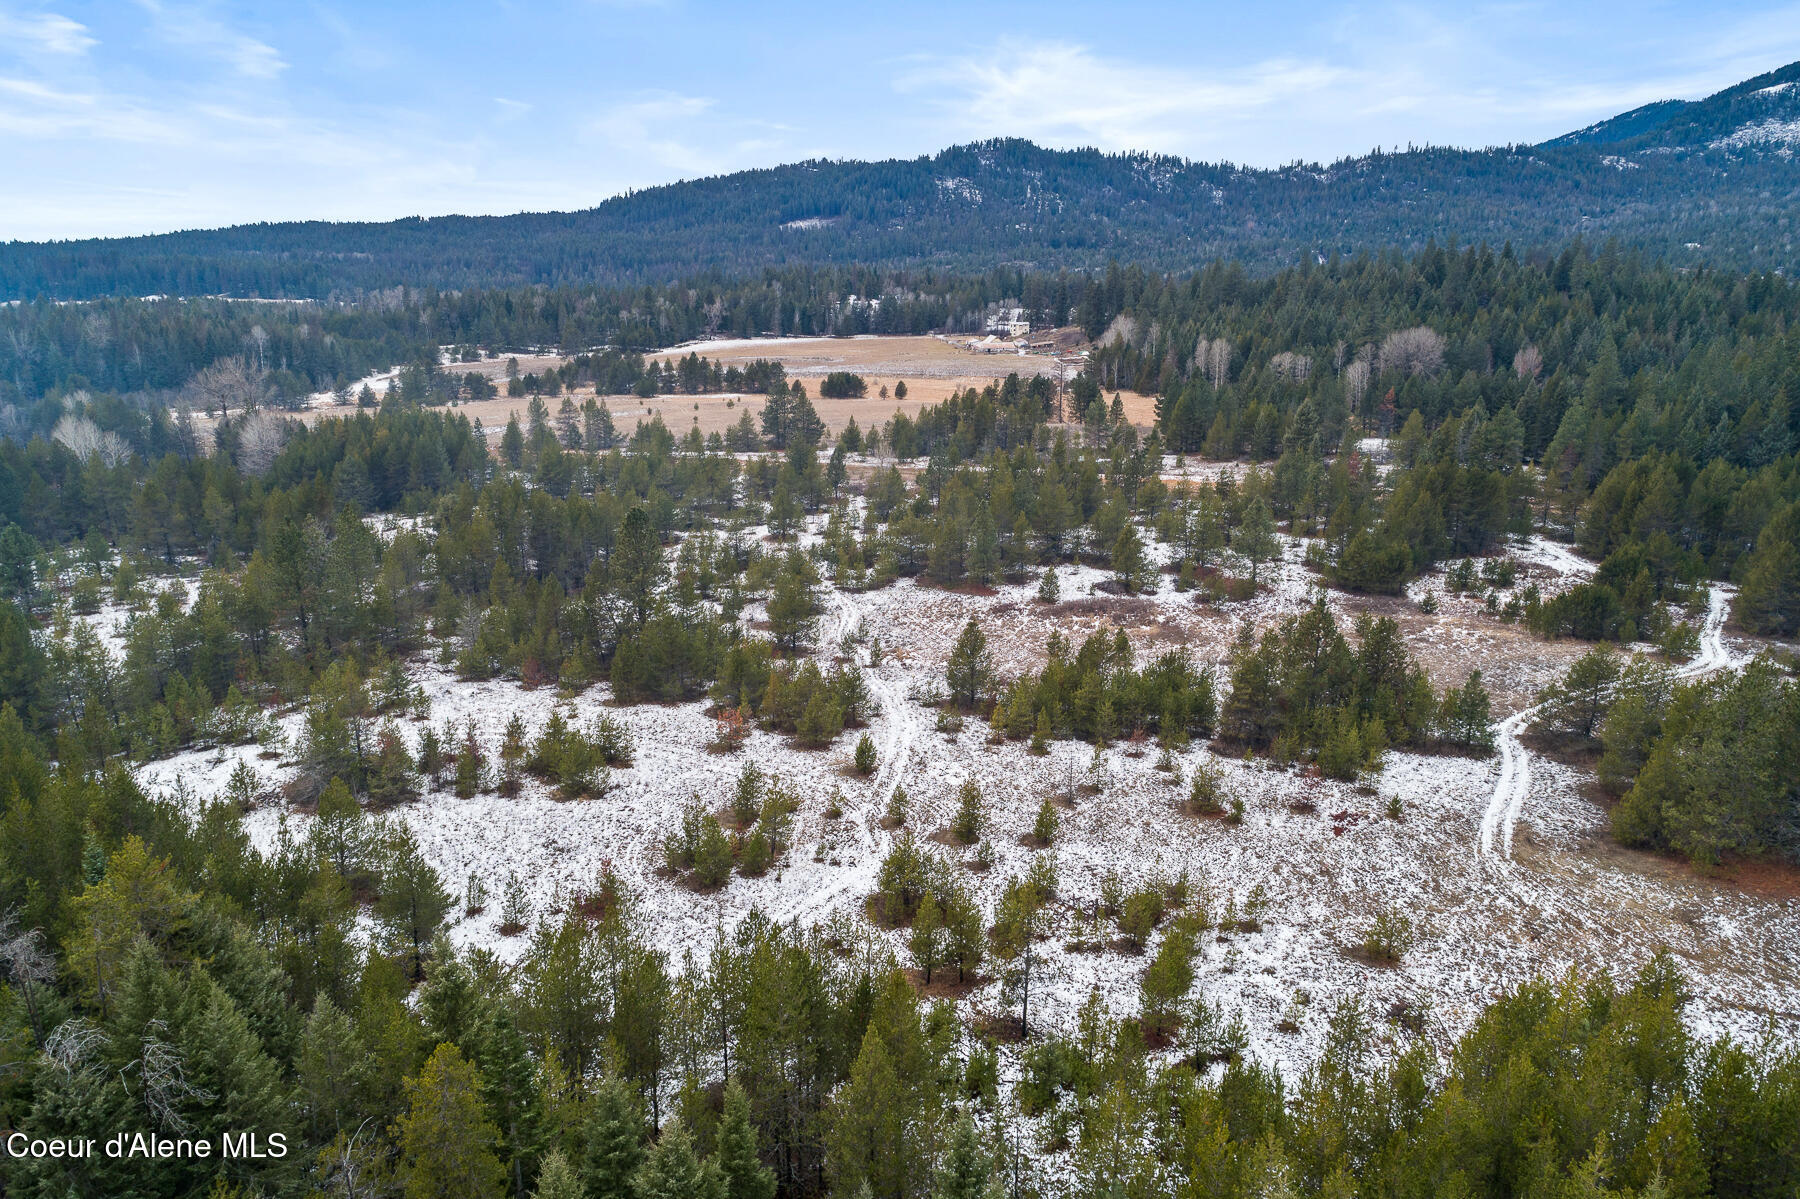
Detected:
[{"left": 4, "top": 1, "right": 1800, "bottom": 241}]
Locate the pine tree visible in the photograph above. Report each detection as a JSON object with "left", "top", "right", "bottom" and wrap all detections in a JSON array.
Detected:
[
  {"left": 298, "top": 995, "right": 368, "bottom": 1140},
  {"left": 795, "top": 690, "right": 842, "bottom": 748},
  {"left": 310, "top": 777, "right": 372, "bottom": 879},
  {"left": 951, "top": 780, "right": 983, "bottom": 844},
  {"left": 1626, "top": 1094, "right": 1708, "bottom": 1199},
  {"left": 1238, "top": 1130, "right": 1299, "bottom": 1199},
  {"left": 500, "top": 416, "right": 526, "bottom": 469},
  {"left": 945, "top": 619, "right": 992, "bottom": 710},
  {"left": 968, "top": 508, "right": 1000, "bottom": 585},
  {"left": 1221, "top": 631, "right": 1279, "bottom": 749},
  {"left": 944, "top": 884, "right": 984, "bottom": 984},
  {"left": 497, "top": 872, "right": 530, "bottom": 935},
  {"left": 934, "top": 1110, "right": 999, "bottom": 1199},
  {"left": 498, "top": 713, "right": 527, "bottom": 797},
  {"left": 692, "top": 816, "right": 734, "bottom": 889},
  {"left": 1439, "top": 670, "right": 1495, "bottom": 751},
  {"left": 1238, "top": 495, "right": 1279, "bottom": 584},
  {"left": 356, "top": 945, "right": 427, "bottom": 1116},
  {"left": 854, "top": 732, "right": 877, "bottom": 775},
  {"left": 394, "top": 1043, "right": 506, "bottom": 1199},
  {"left": 767, "top": 483, "right": 802, "bottom": 540},
  {"left": 1111, "top": 525, "right": 1147, "bottom": 593},
  {"left": 1316, "top": 709, "right": 1365, "bottom": 781},
  {"left": 826, "top": 1028, "right": 910, "bottom": 1199},
  {"left": 1533, "top": 645, "right": 1621, "bottom": 744},
  {"left": 766, "top": 556, "right": 819, "bottom": 653},
  {"left": 377, "top": 825, "right": 451, "bottom": 980},
  {"left": 367, "top": 722, "right": 420, "bottom": 807},
  {"left": 455, "top": 721, "right": 486, "bottom": 798},
  {"left": 419, "top": 941, "right": 482, "bottom": 1051},
  {"left": 1031, "top": 797, "right": 1059, "bottom": 846},
  {"left": 581, "top": 1076, "right": 646, "bottom": 1199},
  {"left": 475, "top": 1005, "right": 543, "bottom": 1199},
  {"left": 1007, "top": 513, "right": 1035, "bottom": 577},
  {"left": 1186, "top": 757, "right": 1227, "bottom": 816},
  {"left": 67, "top": 835, "right": 190, "bottom": 1014},
  {"left": 1734, "top": 502, "right": 1800, "bottom": 636},
  {"left": 992, "top": 875, "right": 1045, "bottom": 1038},
  {"left": 1093, "top": 695, "right": 1116, "bottom": 746},
  {"left": 531, "top": 1150, "right": 583, "bottom": 1199},
  {"left": 635, "top": 1118, "right": 725, "bottom": 1199},
  {"left": 613, "top": 507, "right": 667, "bottom": 630},
  {"left": 715, "top": 1079, "right": 776, "bottom": 1199},
  {"left": 731, "top": 763, "right": 765, "bottom": 826},
  {"left": 909, "top": 892, "right": 946, "bottom": 985},
  {"left": 738, "top": 828, "right": 772, "bottom": 877},
  {"left": 1140, "top": 920, "right": 1195, "bottom": 1041},
  {"left": 1029, "top": 709, "right": 1051, "bottom": 754}
]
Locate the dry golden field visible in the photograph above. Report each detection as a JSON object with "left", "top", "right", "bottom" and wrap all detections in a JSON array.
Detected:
[{"left": 285, "top": 335, "right": 1158, "bottom": 441}]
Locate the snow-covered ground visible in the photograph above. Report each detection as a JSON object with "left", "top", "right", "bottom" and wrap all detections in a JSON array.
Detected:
[
  {"left": 662, "top": 335, "right": 886, "bottom": 354},
  {"left": 121, "top": 522, "right": 1800, "bottom": 1080}
]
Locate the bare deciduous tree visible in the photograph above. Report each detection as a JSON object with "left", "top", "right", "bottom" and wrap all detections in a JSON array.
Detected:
[
  {"left": 44, "top": 1017, "right": 108, "bottom": 1077},
  {"left": 1194, "top": 337, "right": 1233, "bottom": 388},
  {"left": 1343, "top": 357, "right": 1373, "bottom": 409},
  {"left": 1100, "top": 314, "right": 1139, "bottom": 347},
  {"left": 171, "top": 405, "right": 201, "bottom": 461},
  {"left": 1269, "top": 351, "right": 1312, "bottom": 382},
  {"left": 123, "top": 1019, "right": 215, "bottom": 1134},
  {"left": 0, "top": 910, "right": 55, "bottom": 1045},
  {"left": 52, "top": 414, "right": 132, "bottom": 467},
  {"left": 235, "top": 409, "right": 289, "bottom": 476},
  {"left": 1379, "top": 326, "right": 1447, "bottom": 378},
  {"left": 1513, "top": 343, "right": 1544, "bottom": 382},
  {"left": 184, "top": 355, "right": 267, "bottom": 417}
]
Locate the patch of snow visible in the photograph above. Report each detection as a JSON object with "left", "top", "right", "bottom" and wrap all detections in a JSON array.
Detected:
[
  {"left": 1710, "top": 118, "right": 1800, "bottom": 151},
  {"left": 936, "top": 177, "right": 983, "bottom": 204},
  {"left": 111, "top": 527, "right": 1800, "bottom": 1080}
]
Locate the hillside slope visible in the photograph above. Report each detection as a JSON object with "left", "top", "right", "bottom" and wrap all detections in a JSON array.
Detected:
[{"left": 5, "top": 65, "right": 1800, "bottom": 299}]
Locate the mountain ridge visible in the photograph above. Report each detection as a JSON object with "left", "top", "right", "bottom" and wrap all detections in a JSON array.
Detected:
[
  {"left": 5, "top": 63, "right": 1800, "bottom": 299},
  {"left": 1543, "top": 60, "right": 1800, "bottom": 149}
]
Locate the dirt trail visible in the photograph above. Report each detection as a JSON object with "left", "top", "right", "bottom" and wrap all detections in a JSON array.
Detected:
[
  {"left": 770, "top": 590, "right": 917, "bottom": 928},
  {"left": 1477, "top": 578, "right": 1740, "bottom": 864}
]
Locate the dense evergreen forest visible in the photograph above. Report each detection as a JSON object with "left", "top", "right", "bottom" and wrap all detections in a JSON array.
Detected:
[
  {"left": 0, "top": 268, "right": 1037, "bottom": 408},
  {"left": 1, "top": 232, "right": 1798, "bottom": 1196},
  {"left": 6, "top": 61, "right": 1800, "bottom": 300}
]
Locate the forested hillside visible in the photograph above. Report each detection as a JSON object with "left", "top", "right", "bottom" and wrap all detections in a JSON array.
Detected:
[
  {"left": 6, "top": 20, "right": 1800, "bottom": 1177},
  {"left": 0, "top": 267, "right": 1012, "bottom": 407},
  {"left": 6, "top": 63, "right": 1800, "bottom": 300},
  {"left": 3, "top": 225, "right": 1800, "bottom": 1195}
]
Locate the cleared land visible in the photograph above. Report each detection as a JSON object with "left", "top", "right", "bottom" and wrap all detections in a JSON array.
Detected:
[
  {"left": 277, "top": 335, "right": 1157, "bottom": 441},
  {"left": 119, "top": 515, "right": 1800, "bottom": 1088}
]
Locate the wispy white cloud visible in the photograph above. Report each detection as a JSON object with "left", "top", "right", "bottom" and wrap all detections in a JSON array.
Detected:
[
  {"left": 587, "top": 91, "right": 719, "bottom": 174},
  {"left": 0, "top": 75, "right": 183, "bottom": 142},
  {"left": 7, "top": 0, "right": 1800, "bottom": 240},
  {"left": 1666, "top": 2, "right": 1800, "bottom": 91},
  {"left": 897, "top": 40, "right": 1354, "bottom": 158},
  {"left": 310, "top": 4, "right": 394, "bottom": 74},
  {"left": 894, "top": 9, "right": 1800, "bottom": 167},
  {"left": 0, "top": 9, "right": 95, "bottom": 55},
  {"left": 132, "top": 0, "right": 286, "bottom": 78}
]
